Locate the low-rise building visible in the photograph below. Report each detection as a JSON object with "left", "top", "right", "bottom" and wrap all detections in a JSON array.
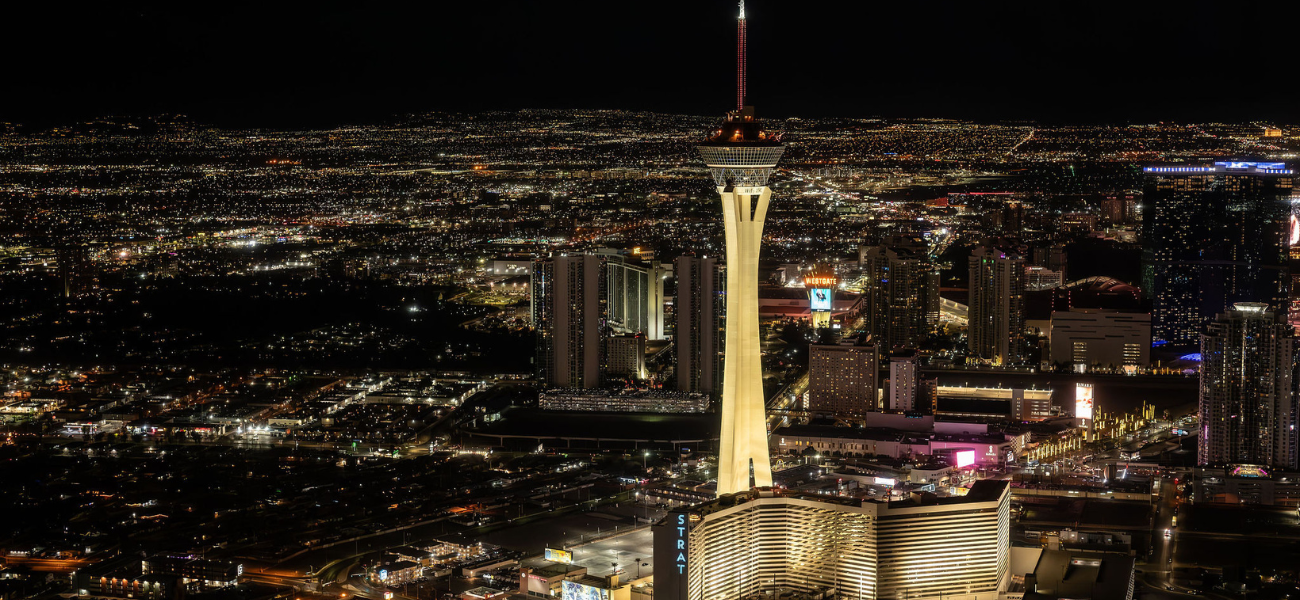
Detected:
[
  {"left": 538, "top": 389, "right": 708, "bottom": 413},
  {"left": 1049, "top": 309, "right": 1150, "bottom": 373}
]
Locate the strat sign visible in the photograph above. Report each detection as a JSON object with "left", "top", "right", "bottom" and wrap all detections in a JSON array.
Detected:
[
  {"left": 655, "top": 511, "right": 695, "bottom": 600},
  {"left": 674, "top": 514, "right": 689, "bottom": 573}
]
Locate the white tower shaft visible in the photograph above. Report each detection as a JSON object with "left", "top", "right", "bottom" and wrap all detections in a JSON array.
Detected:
[{"left": 716, "top": 186, "right": 774, "bottom": 494}]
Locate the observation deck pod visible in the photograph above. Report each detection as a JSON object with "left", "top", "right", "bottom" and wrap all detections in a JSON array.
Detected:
[{"left": 697, "top": 108, "right": 784, "bottom": 190}]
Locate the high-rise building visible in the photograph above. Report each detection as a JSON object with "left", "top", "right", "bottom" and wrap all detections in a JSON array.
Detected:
[
  {"left": 888, "top": 350, "right": 919, "bottom": 411},
  {"left": 1198, "top": 302, "right": 1298, "bottom": 469},
  {"left": 1142, "top": 162, "right": 1294, "bottom": 345},
  {"left": 1031, "top": 244, "right": 1068, "bottom": 279},
  {"left": 675, "top": 256, "right": 724, "bottom": 395},
  {"left": 859, "top": 242, "right": 939, "bottom": 349},
  {"left": 605, "top": 333, "right": 646, "bottom": 381},
  {"left": 807, "top": 341, "right": 879, "bottom": 416},
  {"left": 532, "top": 254, "right": 608, "bottom": 389},
  {"left": 696, "top": 12, "right": 784, "bottom": 491},
  {"left": 57, "top": 246, "right": 96, "bottom": 298},
  {"left": 604, "top": 251, "right": 669, "bottom": 340},
  {"left": 968, "top": 246, "right": 1026, "bottom": 365},
  {"left": 654, "top": 481, "right": 1012, "bottom": 600}
]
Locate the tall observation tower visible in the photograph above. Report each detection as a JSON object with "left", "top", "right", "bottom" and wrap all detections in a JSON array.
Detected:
[{"left": 697, "top": 0, "right": 784, "bottom": 495}]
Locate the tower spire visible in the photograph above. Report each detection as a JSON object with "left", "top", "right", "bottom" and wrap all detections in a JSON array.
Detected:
[{"left": 737, "top": 1, "right": 746, "bottom": 111}]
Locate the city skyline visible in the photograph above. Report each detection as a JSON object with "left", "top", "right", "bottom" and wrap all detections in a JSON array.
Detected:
[{"left": 6, "top": 3, "right": 1300, "bottom": 600}]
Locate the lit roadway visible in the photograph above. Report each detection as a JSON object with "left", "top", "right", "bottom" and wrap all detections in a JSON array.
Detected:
[
  {"left": 1138, "top": 475, "right": 1241, "bottom": 600},
  {"left": 767, "top": 371, "right": 808, "bottom": 432},
  {"left": 1143, "top": 476, "right": 1182, "bottom": 594}
]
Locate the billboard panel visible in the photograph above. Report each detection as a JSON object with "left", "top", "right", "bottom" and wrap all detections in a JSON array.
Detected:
[
  {"left": 955, "top": 450, "right": 975, "bottom": 468},
  {"left": 1075, "top": 384, "right": 1093, "bottom": 420},
  {"left": 563, "top": 580, "right": 611, "bottom": 600},
  {"left": 810, "top": 288, "right": 832, "bottom": 311},
  {"left": 544, "top": 548, "right": 573, "bottom": 564}
]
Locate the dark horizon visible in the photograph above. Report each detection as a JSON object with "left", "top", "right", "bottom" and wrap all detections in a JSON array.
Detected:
[{"left": 6, "top": 0, "right": 1300, "bottom": 129}]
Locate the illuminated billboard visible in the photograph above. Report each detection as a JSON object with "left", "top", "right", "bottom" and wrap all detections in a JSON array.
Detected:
[
  {"left": 544, "top": 548, "right": 573, "bottom": 564},
  {"left": 955, "top": 450, "right": 975, "bottom": 468},
  {"left": 563, "top": 580, "right": 611, "bottom": 600},
  {"left": 1075, "top": 384, "right": 1093, "bottom": 420},
  {"left": 1229, "top": 464, "right": 1270, "bottom": 478},
  {"left": 810, "top": 288, "right": 832, "bottom": 311}
]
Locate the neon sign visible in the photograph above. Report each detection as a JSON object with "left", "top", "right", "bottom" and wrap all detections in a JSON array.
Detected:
[{"left": 675, "top": 514, "right": 688, "bottom": 574}]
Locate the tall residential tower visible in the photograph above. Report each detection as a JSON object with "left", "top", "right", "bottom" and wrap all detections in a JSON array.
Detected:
[
  {"left": 532, "top": 254, "right": 608, "bottom": 389},
  {"left": 674, "top": 255, "right": 723, "bottom": 395},
  {"left": 1198, "top": 302, "right": 1297, "bottom": 469},
  {"left": 968, "top": 245, "right": 1027, "bottom": 365},
  {"left": 1143, "top": 162, "right": 1293, "bottom": 345}
]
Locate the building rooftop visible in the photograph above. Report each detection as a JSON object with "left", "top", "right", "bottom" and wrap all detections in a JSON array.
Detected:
[{"left": 1025, "top": 549, "right": 1134, "bottom": 600}]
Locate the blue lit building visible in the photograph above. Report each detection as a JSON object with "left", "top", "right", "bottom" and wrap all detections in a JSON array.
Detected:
[{"left": 1142, "top": 161, "right": 1294, "bottom": 345}]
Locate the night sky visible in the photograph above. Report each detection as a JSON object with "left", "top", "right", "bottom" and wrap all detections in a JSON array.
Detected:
[{"left": 7, "top": 0, "right": 1299, "bottom": 127}]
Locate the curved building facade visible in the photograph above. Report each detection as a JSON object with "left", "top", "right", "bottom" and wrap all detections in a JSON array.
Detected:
[{"left": 654, "top": 482, "right": 1011, "bottom": 600}]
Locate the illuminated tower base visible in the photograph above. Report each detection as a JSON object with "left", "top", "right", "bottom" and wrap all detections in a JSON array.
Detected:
[
  {"left": 717, "top": 184, "right": 774, "bottom": 493},
  {"left": 699, "top": 108, "right": 784, "bottom": 495}
]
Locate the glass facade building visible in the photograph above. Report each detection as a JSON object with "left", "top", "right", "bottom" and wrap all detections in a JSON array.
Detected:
[{"left": 1142, "top": 162, "right": 1294, "bottom": 345}]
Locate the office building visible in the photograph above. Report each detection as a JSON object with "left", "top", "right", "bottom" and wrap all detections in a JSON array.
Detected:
[
  {"left": 1198, "top": 303, "right": 1298, "bottom": 468},
  {"left": 654, "top": 481, "right": 1011, "bottom": 600},
  {"left": 860, "top": 242, "right": 939, "bottom": 349},
  {"left": 696, "top": 6, "right": 784, "bottom": 491},
  {"left": 888, "top": 350, "right": 919, "bottom": 411},
  {"left": 57, "top": 245, "right": 96, "bottom": 298},
  {"left": 606, "top": 333, "right": 646, "bottom": 380},
  {"left": 968, "top": 245, "right": 1026, "bottom": 364},
  {"left": 675, "top": 256, "right": 724, "bottom": 395},
  {"left": 605, "top": 251, "right": 669, "bottom": 340},
  {"left": 808, "top": 341, "right": 879, "bottom": 416},
  {"left": 1024, "top": 266, "right": 1063, "bottom": 291},
  {"left": 1101, "top": 195, "right": 1137, "bottom": 225},
  {"left": 1031, "top": 244, "right": 1068, "bottom": 279},
  {"left": 1048, "top": 309, "right": 1150, "bottom": 372},
  {"left": 1142, "top": 161, "right": 1293, "bottom": 345},
  {"left": 532, "top": 254, "right": 608, "bottom": 389}
]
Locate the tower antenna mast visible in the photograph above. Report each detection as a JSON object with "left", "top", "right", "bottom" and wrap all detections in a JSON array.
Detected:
[{"left": 737, "top": 1, "right": 746, "bottom": 111}]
